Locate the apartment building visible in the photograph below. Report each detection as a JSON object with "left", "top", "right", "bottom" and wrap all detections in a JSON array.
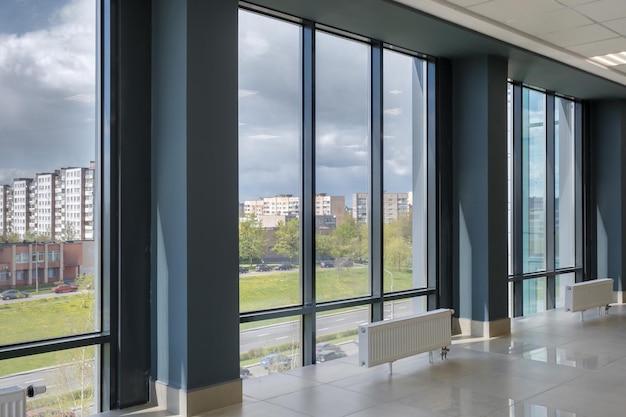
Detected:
[
  {"left": 0, "top": 163, "right": 95, "bottom": 241},
  {"left": 352, "top": 192, "right": 411, "bottom": 224},
  {"left": 243, "top": 194, "right": 346, "bottom": 228}
]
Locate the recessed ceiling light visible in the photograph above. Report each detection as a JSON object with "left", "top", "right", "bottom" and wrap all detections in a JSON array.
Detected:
[
  {"left": 589, "top": 51, "right": 626, "bottom": 67},
  {"left": 239, "top": 89, "right": 258, "bottom": 98}
]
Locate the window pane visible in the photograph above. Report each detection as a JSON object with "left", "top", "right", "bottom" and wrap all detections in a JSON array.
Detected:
[
  {"left": 240, "top": 316, "right": 300, "bottom": 377},
  {"left": 554, "top": 272, "right": 575, "bottom": 309},
  {"left": 315, "top": 31, "right": 370, "bottom": 302},
  {"left": 384, "top": 296, "right": 427, "bottom": 320},
  {"left": 523, "top": 89, "right": 546, "bottom": 273},
  {"left": 0, "top": 347, "right": 97, "bottom": 417},
  {"left": 315, "top": 306, "right": 367, "bottom": 364},
  {"left": 555, "top": 97, "right": 576, "bottom": 269},
  {"left": 0, "top": 0, "right": 98, "bottom": 344},
  {"left": 382, "top": 49, "right": 427, "bottom": 293},
  {"left": 523, "top": 277, "right": 546, "bottom": 315},
  {"left": 238, "top": 10, "right": 302, "bottom": 312}
]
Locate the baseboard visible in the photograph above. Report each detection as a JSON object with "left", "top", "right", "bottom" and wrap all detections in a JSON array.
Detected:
[
  {"left": 153, "top": 378, "right": 242, "bottom": 416},
  {"left": 455, "top": 317, "right": 510, "bottom": 338}
]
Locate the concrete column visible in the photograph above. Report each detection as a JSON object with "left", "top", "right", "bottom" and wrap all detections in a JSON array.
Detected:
[
  {"left": 452, "top": 55, "right": 510, "bottom": 337},
  {"left": 152, "top": 0, "right": 240, "bottom": 415},
  {"left": 591, "top": 100, "right": 626, "bottom": 302}
]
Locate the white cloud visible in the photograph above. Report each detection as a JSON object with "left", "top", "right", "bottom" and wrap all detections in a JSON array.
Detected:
[{"left": 0, "top": 0, "right": 95, "bottom": 181}]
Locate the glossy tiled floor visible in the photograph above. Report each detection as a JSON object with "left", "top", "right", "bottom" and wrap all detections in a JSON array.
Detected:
[{"left": 203, "top": 304, "right": 626, "bottom": 417}]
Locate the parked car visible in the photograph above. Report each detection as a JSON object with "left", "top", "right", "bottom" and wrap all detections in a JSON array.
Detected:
[
  {"left": 52, "top": 283, "right": 79, "bottom": 293},
  {"left": 315, "top": 342, "right": 342, "bottom": 353},
  {"left": 240, "top": 367, "right": 253, "bottom": 379},
  {"left": 320, "top": 260, "right": 334, "bottom": 268},
  {"left": 255, "top": 264, "right": 272, "bottom": 272},
  {"left": 316, "top": 348, "right": 347, "bottom": 363},
  {"left": 275, "top": 263, "right": 292, "bottom": 271},
  {"left": 1, "top": 289, "right": 30, "bottom": 300},
  {"left": 260, "top": 353, "right": 292, "bottom": 371},
  {"left": 239, "top": 266, "right": 249, "bottom": 274}
]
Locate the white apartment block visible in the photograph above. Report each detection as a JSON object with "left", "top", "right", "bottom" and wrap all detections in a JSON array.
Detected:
[
  {"left": 0, "top": 185, "right": 12, "bottom": 238},
  {"left": 352, "top": 192, "right": 411, "bottom": 224},
  {"left": 35, "top": 173, "right": 57, "bottom": 238},
  {"left": 0, "top": 163, "right": 95, "bottom": 241},
  {"left": 243, "top": 194, "right": 346, "bottom": 225},
  {"left": 12, "top": 179, "right": 33, "bottom": 238}
]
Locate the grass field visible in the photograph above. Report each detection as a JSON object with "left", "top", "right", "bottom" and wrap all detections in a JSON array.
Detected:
[{"left": 240, "top": 265, "right": 414, "bottom": 311}]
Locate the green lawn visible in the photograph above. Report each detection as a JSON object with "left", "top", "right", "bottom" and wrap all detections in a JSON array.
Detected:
[{"left": 240, "top": 266, "right": 415, "bottom": 312}]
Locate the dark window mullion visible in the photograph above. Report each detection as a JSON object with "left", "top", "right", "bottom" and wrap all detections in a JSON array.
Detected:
[
  {"left": 427, "top": 59, "right": 438, "bottom": 310},
  {"left": 512, "top": 83, "right": 524, "bottom": 317},
  {"left": 301, "top": 21, "right": 315, "bottom": 366},
  {"left": 370, "top": 41, "right": 384, "bottom": 322},
  {"left": 546, "top": 94, "right": 555, "bottom": 309}
]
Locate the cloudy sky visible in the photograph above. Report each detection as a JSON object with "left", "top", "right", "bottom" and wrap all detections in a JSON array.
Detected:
[
  {"left": 238, "top": 10, "right": 429, "bottom": 207},
  {"left": 0, "top": 0, "right": 95, "bottom": 185}
]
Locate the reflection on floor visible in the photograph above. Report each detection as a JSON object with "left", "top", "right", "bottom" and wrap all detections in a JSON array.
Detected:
[{"left": 201, "top": 304, "right": 626, "bottom": 417}]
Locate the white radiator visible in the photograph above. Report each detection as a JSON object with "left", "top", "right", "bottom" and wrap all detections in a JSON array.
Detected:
[
  {"left": 0, "top": 385, "right": 46, "bottom": 417},
  {"left": 565, "top": 278, "right": 613, "bottom": 320},
  {"left": 358, "top": 308, "right": 453, "bottom": 373}
]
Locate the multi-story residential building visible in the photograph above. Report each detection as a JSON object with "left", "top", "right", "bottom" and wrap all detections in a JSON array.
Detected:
[
  {"left": 34, "top": 173, "right": 58, "bottom": 239},
  {"left": 12, "top": 178, "right": 33, "bottom": 238},
  {"left": 54, "top": 164, "right": 95, "bottom": 241},
  {"left": 0, "top": 184, "right": 12, "bottom": 239},
  {"left": 243, "top": 194, "right": 346, "bottom": 230},
  {"left": 352, "top": 192, "right": 411, "bottom": 224},
  {"left": 0, "top": 162, "right": 95, "bottom": 241}
]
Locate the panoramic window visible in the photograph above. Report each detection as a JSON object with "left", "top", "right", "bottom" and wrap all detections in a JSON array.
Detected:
[
  {"left": 315, "top": 31, "right": 370, "bottom": 302},
  {"left": 382, "top": 48, "right": 427, "bottom": 299},
  {"left": 508, "top": 84, "right": 582, "bottom": 316},
  {"left": 0, "top": 0, "right": 99, "bottom": 415},
  {"left": 238, "top": 7, "right": 436, "bottom": 377},
  {"left": 238, "top": 10, "right": 302, "bottom": 313}
]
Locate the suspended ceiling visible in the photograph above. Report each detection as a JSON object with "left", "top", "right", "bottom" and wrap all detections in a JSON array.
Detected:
[{"left": 249, "top": 0, "right": 626, "bottom": 99}]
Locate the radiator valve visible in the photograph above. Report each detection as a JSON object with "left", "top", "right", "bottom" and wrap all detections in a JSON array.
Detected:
[{"left": 26, "top": 384, "right": 46, "bottom": 397}]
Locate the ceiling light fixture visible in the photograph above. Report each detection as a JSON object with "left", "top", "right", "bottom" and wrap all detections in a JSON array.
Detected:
[{"left": 589, "top": 51, "right": 626, "bottom": 67}]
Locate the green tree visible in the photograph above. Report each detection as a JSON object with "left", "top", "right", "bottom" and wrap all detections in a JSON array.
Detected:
[
  {"left": 272, "top": 218, "right": 299, "bottom": 262},
  {"left": 315, "top": 233, "right": 334, "bottom": 261},
  {"left": 239, "top": 215, "right": 266, "bottom": 265},
  {"left": 383, "top": 212, "right": 412, "bottom": 270}
]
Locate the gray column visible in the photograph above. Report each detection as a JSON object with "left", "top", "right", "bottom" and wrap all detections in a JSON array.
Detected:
[
  {"left": 452, "top": 55, "right": 510, "bottom": 337},
  {"left": 591, "top": 100, "right": 626, "bottom": 301},
  {"left": 152, "top": 0, "right": 240, "bottom": 415}
]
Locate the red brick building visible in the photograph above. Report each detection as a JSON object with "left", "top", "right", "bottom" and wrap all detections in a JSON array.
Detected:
[{"left": 0, "top": 241, "right": 90, "bottom": 289}]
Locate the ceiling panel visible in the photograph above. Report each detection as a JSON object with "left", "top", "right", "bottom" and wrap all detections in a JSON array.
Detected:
[
  {"left": 602, "top": 17, "right": 626, "bottom": 36},
  {"left": 468, "top": 0, "right": 563, "bottom": 22},
  {"left": 573, "top": 0, "right": 626, "bottom": 22},
  {"left": 542, "top": 23, "right": 619, "bottom": 47},
  {"left": 506, "top": 8, "right": 594, "bottom": 35}
]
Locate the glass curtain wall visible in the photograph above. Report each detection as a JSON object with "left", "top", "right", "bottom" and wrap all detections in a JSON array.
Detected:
[
  {"left": 0, "top": 0, "right": 103, "bottom": 415},
  {"left": 508, "top": 83, "right": 582, "bottom": 316},
  {"left": 238, "top": 7, "right": 435, "bottom": 376}
]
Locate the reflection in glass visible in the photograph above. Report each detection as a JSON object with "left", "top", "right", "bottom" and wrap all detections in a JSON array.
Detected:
[
  {"left": 0, "top": 347, "right": 97, "bottom": 417},
  {"left": 315, "top": 31, "right": 370, "bottom": 302},
  {"left": 523, "top": 89, "right": 546, "bottom": 273},
  {"left": 523, "top": 277, "right": 546, "bottom": 315},
  {"left": 555, "top": 97, "right": 576, "bottom": 269},
  {"left": 0, "top": 0, "right": 98, "bottom": 344},
  {"left": 240, "top": 317, "right": 300, "bottom": 376},
  {"left": 315, "top": 306, "right": 367, "bottom": 363},
  {"left": 384, "top": 296, "right": 427, "bottom": 320},
  {"left": 555, "top": 272, "right": 575, "bottom": 308},
  {"left": 238, "top": 10, "right": 302, "bottom": 312},
  {"left": 382, "top": 49, "right": 427, "bottom": 295}
]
